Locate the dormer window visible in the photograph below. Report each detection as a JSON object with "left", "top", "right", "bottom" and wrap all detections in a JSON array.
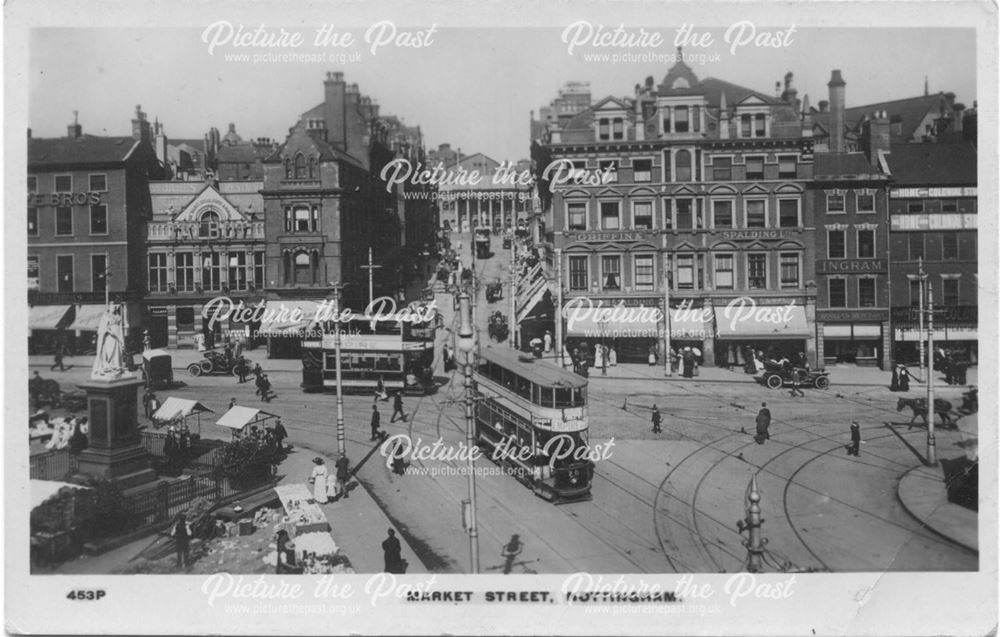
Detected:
[
  {"left": 598, "top": 118, "right": 610, "bottom": 141},
  {"left": 294, "top": 154, "right": 306, "bottom": 179},
  {"left": 672, "top": 77, "right": 689, "bottom": 89},
  {"left": 612, "top": 118, "right": 624, "bottom": 140}
]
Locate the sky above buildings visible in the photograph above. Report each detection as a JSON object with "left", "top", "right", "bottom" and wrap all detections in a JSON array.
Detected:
[{"left": 29, "top": 27, "right": 976, "bottom": 163}]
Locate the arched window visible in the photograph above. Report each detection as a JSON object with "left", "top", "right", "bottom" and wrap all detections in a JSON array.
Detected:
[
  {"left": 294, "top": 205, "right": 311, "bottom": 232},
  {"left": 308, "top": 157, "right": 317, "bottom": 179},
  {"left": 284, "top": 158, "right": 292, "bottom": 179},
  {"left": 294, "top": 251, "right": 311, "bottom": 284},
  {"left": 675, "top": 150, "right": 692, "bottom": 182},
  {"left": 199, "top": 210, "right": 220, "bottom": 237},
  {"left": 294, "top": 154, "right": 306, "bottom": 179}
]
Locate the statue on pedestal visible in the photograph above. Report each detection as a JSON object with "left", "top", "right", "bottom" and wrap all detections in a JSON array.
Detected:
[{"left": 90, "top": 304, "right": 137, "bottom": 382}]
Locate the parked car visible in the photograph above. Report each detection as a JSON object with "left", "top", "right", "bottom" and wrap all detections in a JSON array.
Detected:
[{"left": 761, "top": 360, "right": 831, "bottom": 390}]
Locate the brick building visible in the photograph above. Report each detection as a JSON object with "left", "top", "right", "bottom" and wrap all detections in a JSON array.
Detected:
[
  {"left": 533, "top": 58, "right": 818, "bottom": 366},
  {"left": 27, "top": 107, "right": 162, "bottom": 353}
]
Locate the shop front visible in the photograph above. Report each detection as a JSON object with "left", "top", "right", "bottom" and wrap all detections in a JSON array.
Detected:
[
  {"left": 28, "top": 305, "right": 73, "bottom": 354},
  {"left": 666, "top": 301, "right": 714, "bottom": 366},
  {"left": 891, "top": 305, "right": 977, "bottom": 366},
  {"left": 67, "top": 305, "right": 106, "bottom": 355},
  {"left": 714, "top": 299, "right": 813, "bottom": 366},
  {"left": 562, "top": 298, "right": 661, "bottom": 365}
]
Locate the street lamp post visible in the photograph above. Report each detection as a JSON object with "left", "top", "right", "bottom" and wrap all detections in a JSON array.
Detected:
[
  {"left": 330, "top": 283, "right": 347, "bottom": 460},
  {"left": 663, "top": 253, "right": 673, "bottom": 377},
  {"left": 926, "top": 279, "right": 936, "bottom": 465},
  {"left": 456, "top": 291, "right": 480, "bottom": 573},
  {"left": 360, "top": 247, "right": 382, "bottom": 308}
]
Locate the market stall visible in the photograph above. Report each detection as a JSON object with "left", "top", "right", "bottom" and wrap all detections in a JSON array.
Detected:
[
  {"left": 273, "top": 484, "right": 330, "bottom": 535},
  {"left": 215, "top": 406, "right": 278, "bottom": 441},
  {"left": 151, "top": 397, "right": 214, "bottom": 434}
]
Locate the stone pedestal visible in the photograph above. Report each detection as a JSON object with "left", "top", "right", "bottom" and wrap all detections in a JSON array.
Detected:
[{"left": 76, "top": 376, "right": 156, "bottom": 489}]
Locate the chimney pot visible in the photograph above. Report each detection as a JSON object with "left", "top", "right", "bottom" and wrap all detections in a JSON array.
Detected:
[{"left": 827, "top": 70, "right": 846, "bottom": 153}]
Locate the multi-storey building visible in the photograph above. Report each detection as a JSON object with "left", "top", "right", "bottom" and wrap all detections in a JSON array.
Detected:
[
  {"left": 811, "top": 72, "right": 893, "bottom": 369},
  {"left": 533, "top": 58, "right": 817, "bottom": 366},
  {"left": 885, "top": 141, "right": 978, "bottom": 364},
  {"left": 143, "top": 178, "right": 266, "bottom": 349},
  {"left": 28, "top": 107, "right": 162, "bottom": 353},
  {"left": 429, "top": 146, "right": 532, "bottom": 233}
]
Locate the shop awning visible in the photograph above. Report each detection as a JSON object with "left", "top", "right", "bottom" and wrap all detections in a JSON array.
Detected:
[
  {"left": 216, "top": 406, "right": 276, "bottom": 431},
  {"left": 715, "top": 304, "right": 810, "bottom": 340},
  {"left": 69, "top": 305, "right": 106, "bottom": 332},
  {"left": 30, "top": 479, "right": 90, "bottom": 510},
  {"left": 267, "top": 300, "right": 323, "bottom": 335},
  {"left": 667, "top": 308, "right": 713, "bottom": 340},
  {"left": 152, "top": 397, "right": 214, "bottom": 423},
  {"left": 28, "top": 305, "right": 72, "bottom": 331},
  {"left": 564, "top": 305, "right": 661, "bottom": 339},
  {"left": 823, "top": 324, "right": 882, "bottom": 339}
]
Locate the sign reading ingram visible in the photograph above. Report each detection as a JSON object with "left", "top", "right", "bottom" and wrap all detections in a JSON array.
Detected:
[{"left": 816, "top": 259, "right": 888, "bottom": 273}]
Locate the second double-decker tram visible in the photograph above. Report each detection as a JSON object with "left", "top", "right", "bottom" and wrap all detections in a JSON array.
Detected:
[{"left": 472, "top": 346, "right": 593, "bottom": 502}]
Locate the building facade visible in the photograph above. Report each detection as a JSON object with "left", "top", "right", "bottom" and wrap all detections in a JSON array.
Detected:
[
  {"left": 28, "top": 107, "right": 161, "bottom": 353},
  {"left": 534, "top": 59, "right": 818, "bottom": 366},
  {"left": 429, "top": 146, "right": 533, "bottom": 233},
  {"left": 885, "top": 142, "right": 978, "bottom": 364}
]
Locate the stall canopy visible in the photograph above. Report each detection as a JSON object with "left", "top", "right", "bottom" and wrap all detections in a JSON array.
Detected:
[
  {"left": 216, "top": 406, "right": 276, "bottom": 433},
  {"left": 28, "top": 305, "right": 72, "bottom": 331},
  {"left": 715, "top": 305, "right": 810, "bottom": 340},
  {"left": 30, "top": 479, "right": 90, "bottom": 510},
  {"left": 68, "top": 305, "right": 106, "bottom": 332},
  {"left": 152, "top": 397, "right": 214, "bottom": 422}
]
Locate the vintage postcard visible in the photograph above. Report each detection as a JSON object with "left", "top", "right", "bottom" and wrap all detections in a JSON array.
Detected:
[{"left": 3, "top": 0, "right": 997, "bottom": 634}]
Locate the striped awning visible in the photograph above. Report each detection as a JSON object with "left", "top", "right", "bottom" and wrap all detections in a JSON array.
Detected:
[
  {"left": 715, "top": 304, "right": 810, "bottom": 340},
  {"left": 69, "top": 305, "right": 106, "bottom": 332}
]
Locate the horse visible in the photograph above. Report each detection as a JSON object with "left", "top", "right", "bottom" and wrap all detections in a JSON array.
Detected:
[{"left": 896, "top": 397, "right": 955, "bottom": 428}]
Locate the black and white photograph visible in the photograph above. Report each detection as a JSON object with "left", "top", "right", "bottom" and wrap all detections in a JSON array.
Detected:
[{"left": 4, "top": 1, "right": 997, "bottom": 634}]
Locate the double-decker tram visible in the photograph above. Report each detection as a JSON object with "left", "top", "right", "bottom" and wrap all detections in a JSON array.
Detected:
[
  {"left": 301, "top": 313, "right": 436, "bottom": 395},
  {"left": 473, "top": 346, "right": 593, "bottom": 502}
]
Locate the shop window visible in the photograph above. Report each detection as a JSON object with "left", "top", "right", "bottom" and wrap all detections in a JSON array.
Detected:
[
  {"left": 148, "top": 253, "right": 168, "bottom": 293},
  {"left": 858, "top": 278, "right": 876, "bottom": 307},
  {"left": 780, "top": 253, "right": 800, "bottom": 288},
  {"left": 941, "top": 201, "right": 958, "bottom": 213},
  {"left": 600, "top": 201, "right": 620, "bottom": 230},
  {"left": 676, "top": 254, "right": 694, "bottom": 290},
  {"left": 175, "top": 252, "right": 195, "bottom": 292},
  {"left": 91, "top": 254, "right": 107, "bottom": 292},
  {"left": 909, "top": 234, "right": 924, "bottom": 260},
  {"left": 745, "top": 157, "right": 764, "bottom": 180},
  {"left": 778, "top": 156, "right": 797, "bottom": 178},
  {"left": 714, "top": 254, "right": 734, "bottom": 289},
  {"left": 713, "top": 200, "right": 733, "bottom": 228},
  {"left": 747, "top": 253, "right": 767, "bottom": 289},
  {"left": 57, "top": 255, "right": 74, "bottom": 293},
  {"left": 632, "top": 202, "right": 653, "bottom": 229},
  {"left": 828, "top": 278, "right": 847, "bottom": 308},
  {"left": 827, "top": 192, "right": 845, "bottom": 213},
  {"left": 712, "top": 156, "right": 732, "bottom": 181},
  {"left": 942, "top": 233, "right": 958, "bottom": 260},
  {"left": 778, "top": 199, "right": 799, "bottom": 228},
  {"left": 675, "top": 150, "right": 692, "bottom": 182},
  {"left": 857, "top": 229, "right": 876, "bottom": 258},
  {"left": 856, "top": 193, "right": 875, "bottom": 213},
  {"left": 675, "top": 199, "right": 693, "bottom": 229},
  {"left": 176, "top": 307, "right": 195, "bottom": 331},
  {"left": 28, "top": 208, "right": 38, "bottom": 236},
  {"left": 634, "top": 255, "right": 654, "bottom": 291},
  {"left": 601, "top": 255, "right": 620, "bottom": 290},
  {"left": 745, "top": 200, "right": 766, "bottom": 228},
  {"left": 55, "top": 207, "right": 73, "bottom": 236},
  {"left": 828, "top": 230, "right": 846, "bottom": 259},
  {"left": 942, "top": 278, "right": 960, "bottom": 305},
  {"left": 90, "top": 205, "right": 108, "bottom": 235},
  {"left": 567, "top": 202, "right": 587, "bottom": 230},
  {"left": 568, "top": 256, "right": 588, "bottom": 290},
  {"left": 633, "top": 159, "right": 652, "bottom": 182}
]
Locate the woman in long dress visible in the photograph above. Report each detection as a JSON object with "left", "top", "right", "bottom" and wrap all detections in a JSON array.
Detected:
[{"left": 310, "top": 458, "right": 329, "bottom": 504}]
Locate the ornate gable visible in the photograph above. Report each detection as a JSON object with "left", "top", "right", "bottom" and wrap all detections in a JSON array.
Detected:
[{"left": 173, "top": 185, "right": 247, "bottom": 222}]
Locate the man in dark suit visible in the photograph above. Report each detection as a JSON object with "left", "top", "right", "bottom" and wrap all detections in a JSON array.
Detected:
[
  {"left": 381, "top": 529, "right": 404, "bottom": 573},
  {"left": 370, "top": 404, "right": 382, "bottom": 441},
  {"left": 755, "top": 402, "right": 771, "bottom": 444},
  {"left": 848, "top": 421, "right": 861, "bottom": 456}
]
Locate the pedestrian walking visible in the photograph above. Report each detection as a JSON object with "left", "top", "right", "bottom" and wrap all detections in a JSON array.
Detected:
[
  {"left": 848, "top": 421, "right": 861, "bottom": 456},
  {"left": 272, "top": 418, "right": 288, "bottom": 450},
  {"left": 310, "top": 457, "right": 329, "bottom": 504},
  {"left": 335, "top": 455, "right": 351, "bottom": 500},
  {"left": 390, "top": 392, "right": 406, "bottom": 423},
  {"left": 543, "top": 330, "right": 553, "bottom": 354},
  {"left": 382, "top": 529, "right": 404, "bottom": 573},
  {"left": 755, "top": 402, "right": 771, "bottom": 444},
  {"left": 651, "top": 405, "right": 662, "bottom": 434},
  {"left": 898, "top": 364, "right": 910, "bottom": 391},
  {"left": 789, "top": 369, "right": 805, "bottom": 398},
  {"left": 170, "top": 513, "right": 194, "bottom": 569},
  {"left": 260, "top": 375, "right": 273, "bottom": 402},
  {"left": 50, "top": 348, "right": 66, "bottom": 372},
  {"left": 890, "top": 365, "right": 900, "bottom": 391},
  {"left": 252, "top": 363, "right": 263, "bottom": 379},
  {"left": 370, "top": 404, "right": 382, "bottom": 441},
  {"left": 236, "top": 356, "right": 248, "bottom": 383}
]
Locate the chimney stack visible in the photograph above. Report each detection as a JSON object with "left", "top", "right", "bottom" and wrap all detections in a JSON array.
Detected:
[
  {"left": 132, "top": 104, "right": 151, "bottom": 143},
  {"left": 827, "top": 70, "right": 846, "bottom": 153},
  {"left": 818, "top": 100, "right": 829, "bottom": 113},
  {"left": 863, "top": 110, "right": 890, "bottom": 169},
  {"left": 154, "top": 117, "right": 168, "bottom": 168},
  {"left": 67, "top": 110, "right": 83, "bottom": 139},
  {"left": 323, "top": 71, "right": 346, "bottom": 150}
]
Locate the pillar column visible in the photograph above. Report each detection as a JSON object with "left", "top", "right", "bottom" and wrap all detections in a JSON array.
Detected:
[
  {"left": 816, "top": 321, "right": 825, "bottom": 368},
  {"left": 167, "top": 305, "right": 178, "bottom": 349},
  {"left": 701, "top": 296, "right": 715, "bottom": 366},
  {"left": 805, "top": 296, "right": 818, "bottom": 369}
]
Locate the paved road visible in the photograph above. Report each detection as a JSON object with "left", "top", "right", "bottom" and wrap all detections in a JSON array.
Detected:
[{"left": 32, "top": 236, "right": 978, "bottom": 573}]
